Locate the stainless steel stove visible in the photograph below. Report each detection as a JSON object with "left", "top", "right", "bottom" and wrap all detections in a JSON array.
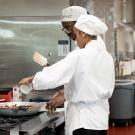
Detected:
[
  {"left": 0, "top": 111, "right": 64, "bottom": 135},
  {"left": 0, "top": 112, "right": 42, "bottom": 130}
]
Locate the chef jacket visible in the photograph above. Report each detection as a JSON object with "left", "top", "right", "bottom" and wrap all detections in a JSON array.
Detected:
[
  {"left": 32, "top": 38, "right": 115, "bottom": 135},
  {"left": 74, "top": 36, "right": 106, "bottom": 50}
]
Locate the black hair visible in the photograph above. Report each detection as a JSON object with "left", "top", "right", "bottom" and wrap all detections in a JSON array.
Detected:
[{"left": 88, "top": 35, "right": 97, "bottom": 40}]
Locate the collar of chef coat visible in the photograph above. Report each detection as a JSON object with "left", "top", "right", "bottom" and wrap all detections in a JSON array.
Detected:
[{"left": 84, "top": 37, "right": 106, "bottom": 51}]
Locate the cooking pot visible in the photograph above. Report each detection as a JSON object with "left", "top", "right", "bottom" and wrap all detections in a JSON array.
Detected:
[{"left": 0, "top": 102, "right": 41, "bottom": 116}]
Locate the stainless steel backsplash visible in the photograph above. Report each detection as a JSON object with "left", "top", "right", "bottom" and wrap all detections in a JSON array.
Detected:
[{"left": 0, "top": 17, "right": 69, "bottom": 88}]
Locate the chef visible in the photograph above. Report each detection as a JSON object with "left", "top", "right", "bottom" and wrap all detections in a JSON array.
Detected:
[
  {"left": 19, "top": 14, "right": 115, "bottom": 135},
  {"left": 46, "top": 6, "right": 107, "bottom": 112}
]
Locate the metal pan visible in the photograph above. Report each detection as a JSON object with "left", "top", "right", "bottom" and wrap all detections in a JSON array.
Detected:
[{"left": 0, "top": 102, "right": 41, "bottom": 116}]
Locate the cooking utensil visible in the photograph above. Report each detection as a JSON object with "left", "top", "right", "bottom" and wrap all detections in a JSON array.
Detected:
[
  {"left": 19, "top": 84, "right": 33, "bottom": 94},
  {"left": 0, "top": 102, "right": 41, "bottom": 116},
  {"left": 0, "top": 88, "right": 13, "bottom": 102},
  {"left": 33, "top": 51, "right": 48, "bottom": 66}
]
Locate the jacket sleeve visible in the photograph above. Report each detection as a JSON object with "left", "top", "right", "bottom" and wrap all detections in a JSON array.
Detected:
[{"left": 32, "top": 51, "right": 78, "bottom": 90}]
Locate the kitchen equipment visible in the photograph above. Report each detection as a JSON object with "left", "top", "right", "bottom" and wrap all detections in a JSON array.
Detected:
[
  {"left": 29, "top": 97, "right": 50, "bottom": 102},
  {"left": 20, "top": 84, "right": 33, "bottom": 94},
  {"left": 0, "top": 109, "right": 65, "bottom": 135},
  {"left": 0, "top": 88, "right": 13, "bottom": 102},
  {"left": 0, "top": 102, "right": 41, "bottom": 116},
  {"left": 33, "top": 51, "right": 48, "bottom": 66},
  {"left": 119, "top": 60, "right": 132, "bottom": 76},
  {"left": 131, "top": 59, "right": 135, "bottom": 73},
  {"left": 13, "top": 85, "right": 22, "bottom": 101},
  {"left": 110, "top": 81, "right": 134, "bottom": 126}
]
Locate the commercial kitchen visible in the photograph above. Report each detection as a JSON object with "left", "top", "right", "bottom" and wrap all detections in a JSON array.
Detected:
[{"left": 0, "top": 0, "right": 135, "bottom": 135}]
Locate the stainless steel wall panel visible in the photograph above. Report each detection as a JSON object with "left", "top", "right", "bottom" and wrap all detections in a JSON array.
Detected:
[
  {"left": 0, "top": 0, "right": 69, "bottom": 16},
  {"left": 0, "top": 17, "right": 69, "bottom": 88}
]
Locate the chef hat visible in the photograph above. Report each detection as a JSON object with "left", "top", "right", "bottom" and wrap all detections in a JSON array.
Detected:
[
  {"left": 61, "top": 6, "right": 87, "bottom": 22},
  {"left": 75, "top": 15, "right": 108, "bottom": 35}
]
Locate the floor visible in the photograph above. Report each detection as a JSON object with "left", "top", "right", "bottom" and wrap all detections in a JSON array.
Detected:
[
  {"left": 108, "top": 120, "right": 135, "bottom": 135},
  {"left": 108, "top": 125, "right": 135, "bottom": 135}
]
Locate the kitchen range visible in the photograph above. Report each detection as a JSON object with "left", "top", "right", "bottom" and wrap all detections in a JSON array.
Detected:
[{"left": 0, "top": 102, "right": 64, "bottom": 135}]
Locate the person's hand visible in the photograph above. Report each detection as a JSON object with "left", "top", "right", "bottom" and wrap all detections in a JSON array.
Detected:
[
  {"left": 19, "top": 76, "right": 34, "bottom": 85},
  {"left": 52, "top": 90, "right": 63, "bottom": 98},
  {"left": 46, "top": 90, "right": 65, "bottom": 113}
]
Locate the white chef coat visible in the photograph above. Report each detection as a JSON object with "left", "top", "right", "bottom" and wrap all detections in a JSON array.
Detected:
[
  {"left": 74, "top": 36, "right": 106, "bottom": 50},
  {"left": 97, "top": 36, "right": 106, "bottom": 50},
  {"left": 32, "top": 38, "right": 115, "bottom": 135}
]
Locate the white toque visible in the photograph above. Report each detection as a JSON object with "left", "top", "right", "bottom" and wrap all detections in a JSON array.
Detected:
[
  {"left": 61, "top": 6, "right": 87, "bottom": 22},
  {"left": 75, "top": 15, "right": 108, "bottom": 35}
]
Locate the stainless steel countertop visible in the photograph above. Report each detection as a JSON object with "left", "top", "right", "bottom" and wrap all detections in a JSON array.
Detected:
[
  {"left": 7, "top": 109, "right": 65, "bottom": 135},
  {"left": 116, "top": 75, "right": 135, "bottom": 80},
  {"left": 115, "top": 75, "right": 135, "bottom": 85}
]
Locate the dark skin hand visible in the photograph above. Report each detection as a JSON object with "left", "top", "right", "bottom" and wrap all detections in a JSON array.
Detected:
[
  {"left": 46, "top": 90, "right": 65, "bottom": 113},
  {"left": 19, "top": 76, "right": 34, "bottom": 85}
]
